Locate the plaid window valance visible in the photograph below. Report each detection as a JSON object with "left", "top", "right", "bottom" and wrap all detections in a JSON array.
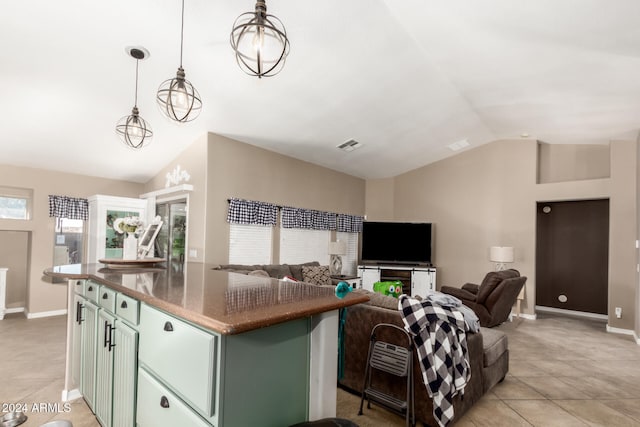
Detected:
[
  {"left": 48, "top": 195, "right": 89, "bottom": 220},
  {"left": 226, "top": 198, "right": 278, "bottom": 226},
  {"left": 281, "top": 207, "right": 336, "bottom": 230},
  {"left": 337, "top": 213, "right": 363, "bottom": 233},
  {"left": 227, "top": 198, "right": 363, "bottom": 232}
]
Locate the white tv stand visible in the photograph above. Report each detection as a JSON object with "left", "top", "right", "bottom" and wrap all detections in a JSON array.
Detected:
[{"left": 357, "top": 265, "right": 436, "bottom": 297}]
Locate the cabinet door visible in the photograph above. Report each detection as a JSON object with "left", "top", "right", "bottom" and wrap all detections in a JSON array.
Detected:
[
  {"left": 81, "top": 301, "right": 99, "bottom": 411},
  {"left": 71, "top": 294, "right": 84, "bottom": 388},
  {"left": 359, "top": 267, "right": 380, "bottom": 292},
  {"left": 95, "top": 310, "right": 116, "bottom": 427},
  {"left": 411, "top": 269, "right": 435, "bottom": 296},
  {"left": 112, "top": 320, "right": 138, "bottom": 427},
  {"left": 138, "top": 304, "right": 217, "bottom": 418}
]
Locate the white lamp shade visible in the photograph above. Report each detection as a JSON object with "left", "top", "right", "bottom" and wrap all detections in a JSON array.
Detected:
[
  {"left": 328, "top": 240, "right": 347, "bottom": 255},
  {"left": 490, "top": 246, "right": 514, "bottom": 263}
]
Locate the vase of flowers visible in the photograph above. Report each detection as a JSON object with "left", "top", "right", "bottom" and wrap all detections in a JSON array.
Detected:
[{"left": 113, "top": 216, "right": 144, "bottom": 260}]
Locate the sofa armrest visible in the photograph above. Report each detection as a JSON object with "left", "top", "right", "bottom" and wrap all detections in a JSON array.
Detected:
[
  {"left": 440, "top": 285, "right": 478, "bottom": 302},
  {"left": 461, "top": 283, "right": 480, "bottom": 294}
]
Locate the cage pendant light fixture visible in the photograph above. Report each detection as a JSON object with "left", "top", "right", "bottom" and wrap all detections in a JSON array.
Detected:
[
  {"left": 230, "top": 0, "right": 290, "bottom": 78},
  {"left": 116, "top": 47, "right": 153, "bottom": 149},
  {"left": 157, "top": 0, "right": 202, "bottom": 122}
]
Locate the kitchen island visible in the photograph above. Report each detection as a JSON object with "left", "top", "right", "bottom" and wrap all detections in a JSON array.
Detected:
[{"left": 45, "top": 262, "right": 368, "bottom": 427}]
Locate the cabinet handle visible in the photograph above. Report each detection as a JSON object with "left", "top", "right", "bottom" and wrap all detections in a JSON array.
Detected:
[
  {"left": 103, "top": 320, "right": 110, "bottom": 348},
  {"left": 104, "top": 320, "right": 116, "bottom": 351},
  {"left": 88, "top": 286, "right": 93, "bottom": 292},
  {"left": 120, "top": 301, "right": 128, "bottom": 309},
  {"left": 102, "top": 293, "right": 108, "bottom": 300},
  {"left": 160, "top": 396, "right": 170, "bottom": 408},
  {"left": 76, "top": 280, "right": 82, "bottom": 286},
  {"left": 108, "top": 324, "right": 116, "bottom": 352},
  {"left": 163, "top": 321, "right": 174, "bottom": 332},
  {"left": 76, "top": 301, "right": 84, "bottom": 324}
]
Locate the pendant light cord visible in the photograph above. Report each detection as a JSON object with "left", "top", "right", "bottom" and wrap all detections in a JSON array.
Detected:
[
  {"left": 134, "top": 59, "right": 139, "bottom": 108},
  {"left": 179, "top": 0, "right": 185, "bottom": 67}
]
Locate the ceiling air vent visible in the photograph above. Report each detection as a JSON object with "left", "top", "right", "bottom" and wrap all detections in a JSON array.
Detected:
[
  {"left": 337, "top": 139, "right": 363, "bottom": 152},
  {"left": 447, "top": 139, "right": 470, "bottom": 152}
]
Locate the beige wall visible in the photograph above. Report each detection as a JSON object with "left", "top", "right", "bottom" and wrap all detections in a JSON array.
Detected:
[
  {"left": 538, "top": 142, "right": 610, "bottom": 183},
  {"left": 637, "top": 137, "right": 640, "bottom": 334},
  {"left": 0, "top": 164, "right": 143, "bottom": 315},
  {"left": 143, "top": 134, "right": 208, "bottom": 262},
  {"left": 204, "top": 133, "right": 366, "bottom": 265},
  {"left": 364, "top": 178, "right": 395, "bottom": 221},
  {"left": 368, "top": 139, "right": 638, "bottom": 329}
]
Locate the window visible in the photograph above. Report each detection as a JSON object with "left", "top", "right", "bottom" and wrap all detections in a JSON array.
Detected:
[
  {"left": 229, "top": 224, "right": 273, "bottom": 265},
  {"left": 54, "top": 218, "right": 84, "bottom": 265},
  {"left": 280, "top": 228, "right": 330, "bottom": 265},
  {"left": 0, "top": 187, "right": 33, "bottom": 220}
]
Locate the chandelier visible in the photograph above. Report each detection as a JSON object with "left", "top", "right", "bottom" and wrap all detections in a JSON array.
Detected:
[
  {"left": 157, "top": 0, "right": 202, "bottom": 122},
  {"left": 230, "top": 0, "right": 290, "bottom": 78},
  {"left": 116, "top": 47, "right": 153, "bottom": 149}
]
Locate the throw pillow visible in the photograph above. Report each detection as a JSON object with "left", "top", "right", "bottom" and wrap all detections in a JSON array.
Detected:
[
  {"left": 302, "top": 265, "right": 332, "bottom": 287},
  {"left": 248, "top": 269, "right": 270, "bottom": 278}
]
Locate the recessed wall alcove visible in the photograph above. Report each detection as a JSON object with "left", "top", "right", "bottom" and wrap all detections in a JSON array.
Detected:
[{"left": 537, "top": 142, "right": 610, "bottom": 184}]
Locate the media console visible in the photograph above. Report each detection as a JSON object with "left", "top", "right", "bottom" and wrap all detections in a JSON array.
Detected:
[{"left": 357, "top": 265, "right": 436, "bottom": 296}]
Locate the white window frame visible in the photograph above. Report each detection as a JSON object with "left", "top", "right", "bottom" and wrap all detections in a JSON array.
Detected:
[{"left": 0, "top": 187, "right": 33, "bottom": 220}]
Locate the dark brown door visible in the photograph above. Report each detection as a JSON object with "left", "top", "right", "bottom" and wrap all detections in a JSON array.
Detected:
[{"left": 536, "top": 199, "right": 609, "bottom": 314}]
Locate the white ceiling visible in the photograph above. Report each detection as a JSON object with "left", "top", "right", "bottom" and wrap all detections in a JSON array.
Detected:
[{"left": 3, "top": 0, "right": 640, "bottom": 183}]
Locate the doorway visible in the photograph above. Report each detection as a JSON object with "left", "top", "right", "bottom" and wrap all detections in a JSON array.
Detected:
[
  {"left": 155, "top": 200, "right": 187, "bottom": 270},
  {"left": 536, "top": 199, "right": 609, "bottom": 315},
  {"left": 0, "top": 230, "right": 29, "bottom": 312}
]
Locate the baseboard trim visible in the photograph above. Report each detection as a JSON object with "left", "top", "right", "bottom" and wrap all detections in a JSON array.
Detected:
[
  {"left": 606, "top": 324, "right": 635, "bottom": 337},
  {"left": 515, "top": 313, "right": 537, "bottom": 320},
  {"left": 61, "top": 388, "right": 82, "bottom": 402},
  {"left": 26, "top": 309, "right": 67, "bottom": 319},
  {"left": 535, "top": 305, "right": 608, "bottom": 320},
  {"left": 5, "top": 307, "right": 25, "bottom": 314}
]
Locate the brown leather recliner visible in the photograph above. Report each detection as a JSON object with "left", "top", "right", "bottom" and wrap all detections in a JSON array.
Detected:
[{"left": 440, "top": 269, "right": 527, "bottom": 327}]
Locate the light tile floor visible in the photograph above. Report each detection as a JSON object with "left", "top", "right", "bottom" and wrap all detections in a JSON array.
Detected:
[{"left": 3, "top": 312, "right": 640, "bottom": 426}]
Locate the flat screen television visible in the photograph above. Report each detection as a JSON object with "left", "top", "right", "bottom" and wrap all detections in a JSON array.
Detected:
[{"left": 360, "top": 221, "right": 433, "bottom": 266}]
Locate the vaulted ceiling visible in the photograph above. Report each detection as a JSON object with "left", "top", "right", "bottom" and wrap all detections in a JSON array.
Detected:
[{"left": 3, "top": 0, "right": 640, "bottom": 183}]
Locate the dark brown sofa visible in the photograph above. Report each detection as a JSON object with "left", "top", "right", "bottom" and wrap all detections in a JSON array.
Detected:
[
  {"left": 440, "top": 270, "right": 527, "bottom": 328},
  {"left": 339, "top": 292, "right": 509, "bottom": 426}
]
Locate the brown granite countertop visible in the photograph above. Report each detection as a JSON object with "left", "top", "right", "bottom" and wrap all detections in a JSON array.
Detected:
[{"left": 45, "top": 262, "right": 369, "bottom": 335}]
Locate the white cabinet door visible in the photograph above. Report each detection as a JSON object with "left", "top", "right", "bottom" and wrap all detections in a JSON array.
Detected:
[
  {"left": 358, "top": 267, "right": 381, "bottom": 292},
  {"left": 411, "top": 269, "right": 436, "bottom": 297}
]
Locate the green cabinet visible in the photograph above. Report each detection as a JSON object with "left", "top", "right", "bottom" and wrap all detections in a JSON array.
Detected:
[
  {"left": 73, "top": 280, "right": 139, "bottom": 427},
  {"left": 80, "top": 299, "right": 99, "bottom": 411},
  {"left": 111, "top": 320, "right": 138, "bottom": 427},
  {"left": 95, "top": 310, "right": 116, "bottom": 427},
  {"left": 137, "top": 303, "right": 310, "bottom": 427}
]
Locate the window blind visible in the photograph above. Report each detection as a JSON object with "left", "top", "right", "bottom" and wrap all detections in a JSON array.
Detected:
[
  {"left": 228, "top": 224, "right": 273, "bottom": 265},
  {"left": 336, "top": 231, "right": 359, "bottom": 276},
  {"left": 280, "top": 228, "right": 330, "bottom": 265}
]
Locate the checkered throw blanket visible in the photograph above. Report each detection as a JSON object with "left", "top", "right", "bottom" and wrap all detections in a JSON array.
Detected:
[{"left": 399, "top": 295, "right": 471, "bottom": 427}]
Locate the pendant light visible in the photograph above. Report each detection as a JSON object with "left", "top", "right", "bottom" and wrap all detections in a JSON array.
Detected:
[
  {"left": 157, "top": 0, "right": 202, "bottom": 122},
  {"left": 230, "top": 0, "right": 290, "bottom": 78},
  {"left": 116, "top": 47, "right": 153, "bottom": 149}
]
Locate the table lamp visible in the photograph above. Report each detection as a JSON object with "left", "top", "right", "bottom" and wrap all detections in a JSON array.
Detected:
[
  {"left": 490, "top": 246, "right": 514, "bottom": 271},
  {"left": 328, "top": 240, "right": 347, "bottom": 276}
]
